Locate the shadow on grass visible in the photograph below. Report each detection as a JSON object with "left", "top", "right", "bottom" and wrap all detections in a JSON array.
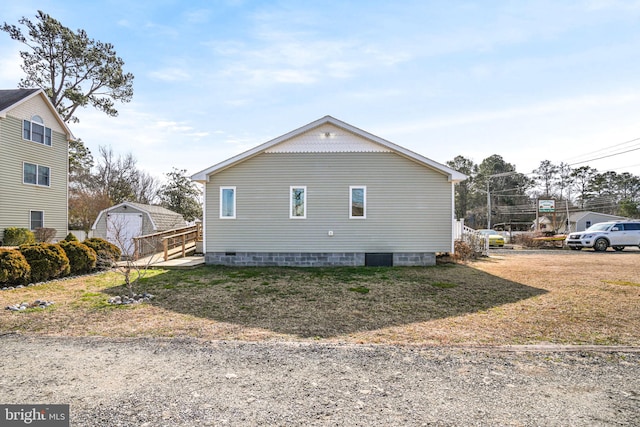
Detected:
[{"left": 103, "top": 265, "right": 547, "bottom": 338}]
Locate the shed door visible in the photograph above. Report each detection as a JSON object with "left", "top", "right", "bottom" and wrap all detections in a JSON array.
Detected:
[{"left": 106, "top": 213, "right": 143, "bottom": 256}]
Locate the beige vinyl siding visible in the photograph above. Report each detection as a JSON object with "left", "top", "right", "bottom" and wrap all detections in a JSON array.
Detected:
[
  {"left": 0, "top": 115, "right": 68, "bottom": 242},
  {"left": 204, "top": 152, "right": 453, "bottom": 253},
  {"left": 5, "top": 94, "right": 67, "bottom": 134}
]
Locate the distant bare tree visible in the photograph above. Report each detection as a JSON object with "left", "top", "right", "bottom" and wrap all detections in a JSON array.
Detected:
[{"left": 94, "top": 146, "right": 159, "bottom": 204}]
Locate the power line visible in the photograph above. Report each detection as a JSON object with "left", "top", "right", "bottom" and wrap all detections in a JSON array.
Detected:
[
  {"left": 562, "top": 136, "right": 640, "bottom": 163},
  {"left": 567, "top": 146, "right": 640, "bottom": 167}
]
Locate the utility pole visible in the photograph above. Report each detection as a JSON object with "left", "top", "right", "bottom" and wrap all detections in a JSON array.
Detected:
[{"left": 487, "top": 171, "right": 517, "bottom": 230}]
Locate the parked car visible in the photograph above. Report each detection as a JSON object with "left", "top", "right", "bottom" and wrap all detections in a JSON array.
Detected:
[
  {"left": 565, "top": 221, "right": 640, "bottom": 251},
  {"left": 477, "top": 229, "right": 505, "bottom": 247}
]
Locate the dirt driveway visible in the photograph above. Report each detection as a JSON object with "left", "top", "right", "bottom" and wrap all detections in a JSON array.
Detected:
[{"left": 1, "top": 334, "right": 639, "bottom": 426}]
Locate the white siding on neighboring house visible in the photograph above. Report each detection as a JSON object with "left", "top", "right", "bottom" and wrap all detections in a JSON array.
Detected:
[{"left": 566, "top": 211, "right": 630, "bottom": 232}]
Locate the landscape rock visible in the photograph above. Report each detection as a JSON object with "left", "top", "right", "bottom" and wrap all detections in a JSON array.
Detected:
[
  {"left": 108, "top": 293, "right": 154, "bottom": 305},
  {"left": 5, "top": 300, "right": 55, "bottom": 311}
]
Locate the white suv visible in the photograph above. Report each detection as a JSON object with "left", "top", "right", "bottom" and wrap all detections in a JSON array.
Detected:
[{"left": 565, "top": 221, "right": 640, "bottom": 251}]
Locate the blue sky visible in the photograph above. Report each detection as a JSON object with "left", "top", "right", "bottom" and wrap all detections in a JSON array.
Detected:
[{"left": 2, "top": 0, "right": 640, "bottom": 180}]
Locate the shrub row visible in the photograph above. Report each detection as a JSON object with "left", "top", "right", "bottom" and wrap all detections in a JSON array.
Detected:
[
  {"left": 0, "top": 237, "right": 121, "bottom": 287},
  {"left": 2, "top": 227, "right": 36, "bottom": 246}
]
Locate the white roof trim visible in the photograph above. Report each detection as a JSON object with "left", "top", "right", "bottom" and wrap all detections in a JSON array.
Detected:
[
  {"left": 91, "top": 202, "right": 158, "bottom": 231},
  {"left": 191, "top": 115, "right": 467, "bottom": 183},
  {"left": 0, "top": 89, "right": 75, "bottom": 141}
]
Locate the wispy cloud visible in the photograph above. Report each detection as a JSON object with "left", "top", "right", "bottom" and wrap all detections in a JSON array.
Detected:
[
  {"left": 148, "top": 67, "right": 192, "bottom": 82},
  {"left": 587, "top": 0, "right": 640, "bottom": 10},
  {"left": 383, "top": 91, "right": 640, "bottom": 134}
]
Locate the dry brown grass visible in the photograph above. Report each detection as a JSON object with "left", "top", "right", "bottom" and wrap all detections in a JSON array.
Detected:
[{"left": 1, "top": 251, "right": 639, "bottom": 345}]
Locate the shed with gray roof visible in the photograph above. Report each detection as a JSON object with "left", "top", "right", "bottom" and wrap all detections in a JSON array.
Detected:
[{"left": 91, "top": 202, "right": 186, "bottom": 255}]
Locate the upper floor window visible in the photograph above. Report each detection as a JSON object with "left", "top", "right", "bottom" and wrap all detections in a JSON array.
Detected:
[
  {"left": 220, "top": 186, "right": 236, "bottom": 219},
  {"left": 23, "top": 162, "right": 50, "bottom": 187},
  {"left": 290, "top": 186, "right": 306, "bottom": 219},
  {"left": 23, "top": 115, "right": 52, "bottom": 146},
  {"left": 350, "top": 186, "right": 366, "bottom": 219}
]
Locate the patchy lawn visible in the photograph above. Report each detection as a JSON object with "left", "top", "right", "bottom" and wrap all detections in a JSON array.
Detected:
[{"left": 1, "top": 251, "right": 639, "bottom": 345}]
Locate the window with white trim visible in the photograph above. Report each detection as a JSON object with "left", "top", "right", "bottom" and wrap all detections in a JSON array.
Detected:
[
  {"left": 23, "top": 115, "right": 52, "bottom": 146},
  {"left": 30, "top": 210, "right": 44, "bottom": 230},
  {"left": 350, "top": 186, "right": 366, "bottom": 219},
  {"left": 220, "top": 186, "right": 236, "bottom": 218},
  {"left": 290, "top": 186, "right": 306, "bottom": 219},
  {"left": 23, "top": 162, "right": 50, "bottom": 186}
]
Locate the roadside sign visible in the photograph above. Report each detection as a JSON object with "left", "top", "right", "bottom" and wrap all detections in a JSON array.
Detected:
[{"left": 538, "top": 199, "right": 555, "bottom": 213}]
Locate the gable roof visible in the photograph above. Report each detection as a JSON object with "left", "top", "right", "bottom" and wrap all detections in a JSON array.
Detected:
[
  {"left": 91, "top": 202, "right": 186, "bottom": 231},
  {"left": 0, "top": 88, "right": 75, "bottom": 140},
  {"left": 0, "top": 89, "right": 40, "bottom": 111},
  {"left": 191, "top": 115, "right": 467, "bottom": 183}
]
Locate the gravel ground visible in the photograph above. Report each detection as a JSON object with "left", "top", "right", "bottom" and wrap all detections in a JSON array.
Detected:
[{"left": 1, "top": 335, "right": 638, "bottom": 426}]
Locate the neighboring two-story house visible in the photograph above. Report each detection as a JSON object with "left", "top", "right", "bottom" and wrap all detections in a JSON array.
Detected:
[{"left": 0, "top": 89, "right": 73, "bottom": 244}]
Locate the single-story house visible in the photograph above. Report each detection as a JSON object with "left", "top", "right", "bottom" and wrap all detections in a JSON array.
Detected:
[
  {"left": 560, "top": 211, "right": 629, "bottom": 233},
  {"left": 91, "top": 202, "right": 186, "bottom": 255},
  {"left": 191, "top": 115, "right": 467, "bottom": 267}
]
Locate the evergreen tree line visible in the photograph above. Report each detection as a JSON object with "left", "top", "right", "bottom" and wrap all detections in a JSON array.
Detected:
[{"left": 448, "top": 155, "right": 640, "bottom": 230}]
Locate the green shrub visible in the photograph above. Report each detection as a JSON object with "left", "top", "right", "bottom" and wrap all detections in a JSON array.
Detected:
[
  {"left": 3, "top": 227, "right": 36, "bottom": 246},
  {"left": 60, "top": 241, "right": 97, "bottom": 274},
  {"left": 83, "top": 238, "right": 121, "bottom": 269},
  {"left": 64, "top": 233, "right": 79, "bottom": 242},
  {"left": 0, "top": 248, "right": 31, "bottom": 286},
  {"left": 19, "top": 243, "right": 70, "bottom": 283}
]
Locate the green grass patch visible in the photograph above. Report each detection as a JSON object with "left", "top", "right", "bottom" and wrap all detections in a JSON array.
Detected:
[
  {"left": 603, "top": 280, "right": 640, "bottom": 287},
  {"left": 431, "top": 282, "right": 458, "bottom": 289},
  {"left": 5, "top": 256, "right": 640, "bottom": 346}
]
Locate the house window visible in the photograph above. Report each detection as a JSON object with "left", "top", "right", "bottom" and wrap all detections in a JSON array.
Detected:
[
  {"left": 23, "top": 163, "right": 50, "bottom": 186},
  {"left": 290, "top": 186, "right": 306, "bottom": 219},
  {"left": 350, "top": 186, "right": 366, "bottom": 219},
  {"left": 23, "top": 115, "right": 52, "bottom": 146},
  {"left": 586, "top": 221, "right": 591, "bottom": 229},
  {"left": 220, "top": 187, "right": 236, "bottom": 218},
  {"left": 30, "top": 211, "right": 44, "bottom": 230}
]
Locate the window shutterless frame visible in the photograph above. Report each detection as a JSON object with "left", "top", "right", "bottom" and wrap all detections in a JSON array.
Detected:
[
  {"left": 290, "top": 186, "right": 306, "bottom": 219},
  {"left": 349, "top": 186, "right": 366, "bottom": 219},
  {"left": 220, "top": 186, "right": 236, "bottom": 219},
  {"left": 23, "top": 116, "right": 52, "bottom": 146},
  {"left": 30, "top": 210, "right": 44, "bottom": 230},
  {"left": 23, "top": 162, "right": 50, "bottom": 187}
]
